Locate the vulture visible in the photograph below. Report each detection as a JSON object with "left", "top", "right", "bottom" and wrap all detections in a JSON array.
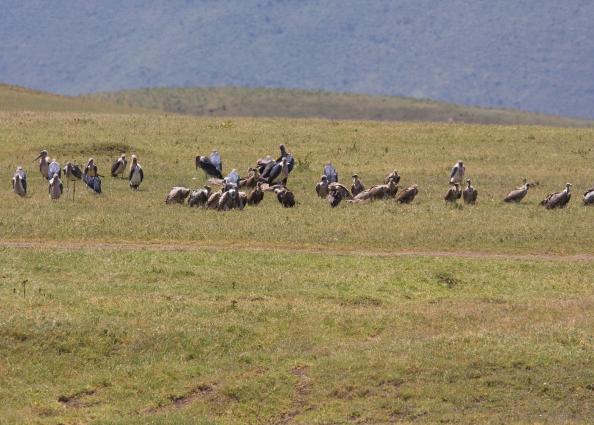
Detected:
[
  {"left": 111, "top": 154, "right": 127, "bottom": 177},
  {"left": 444, "top": 183, "right": 462, "bottom": 203},
  {"left": 257, "top": 155, "right": 275, "bottom": 176},
  {"left": 33, "top": 150, "right": 50, "bottom": 179},
  {"left": 384, "top": 170, "right": 401, "bottom": 185},
  {"left": 353, "top": 180, "right": 398, "bottom": 201},
  {"left": 48, "top": 173, "right": 63, "bottom": 200},
  {"left": 196, "top": 155, "right": 223, "bottom": 179},
  {"left": 188, "top": 186, "right": 212, "bottom": 207},
  {"left": 206, "top": 190, "right": 222, "bottom": 209},
  {"left": 351, "top": 174, "right": 365, "bottom": 196},
  {"left": 328, "top": 182, "right": 353, "bottom": 200},
  {"left": 129, "top": 155, "right": 144, "bottom": 191},
  {"left": 323, "top": 162, "right": 339, "bottom": 183},
  {"left": 48, "top": 159, "right": 61, "bottom": 180},
  {"left": 12, "top": 167, "right": 27, "bottom": 197},
  {"left": 504, "top": 178, "right": 531, "bottom": 203},
  {"left": 327, "top": 185, "right": 344, "bottom": 208},
  {"left": 226, "top": 169, "right": 240, "bottom": 186},
  {"left": 239, "top": 168, "right": 259, "bottom": 188},
  {"left": 462, "top": 179, "right": 478, "bottom": 204},
  {"left": 449, "top": 161, "right": 465, "bottom": 184},
  {"left": 583, "top": 187, "right": 594, "bottom": 205},
  {"left": 218, "top": 187, "right": 243, "bottom": 211},
  {"left": 396, "top": 184, "right": 419, "bottom": 204},
  {"left": 166, "top": 187, "right": 191, "bottom": 204},
  {"left": 315, "top": 175, "right": 329, "bottom": 198},
  {"left": 541, "top": 183, "right": 572, "bottom": 209},
  {"left": 84, "top": 158, "right": 98, "bottom": 177},
  {"left": 275, "top": 186, "right": 295, "bottom": 208},
  {"left": 247, "top": 182, "right": 264, "bottom": 205}
]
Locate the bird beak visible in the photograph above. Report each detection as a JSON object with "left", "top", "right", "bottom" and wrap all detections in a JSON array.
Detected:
[{"left": 33, "top": 153, "right": 42, "bottom": 161}]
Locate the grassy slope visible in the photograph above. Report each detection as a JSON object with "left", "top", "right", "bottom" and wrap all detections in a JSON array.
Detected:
[
  {"left": 0, "top": 83, "right": 143, "bottom": 114},
  {"left": 86, "top": 87, "right": 593, "bottom": 127},
  {"left": 1, "top": 249, "right": 593, "bottom": 424}
]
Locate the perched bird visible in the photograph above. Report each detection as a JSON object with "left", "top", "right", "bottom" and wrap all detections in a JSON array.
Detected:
[
  {"left": 449, "top": 160, "right": 465, "bottom": 184},
  {"left": 196, "top": 155, "right": 223, "bottom": 179},
  {"left": 247, "top": 182, "right": 264, "bottom": 205},
  {"left": 210, "top": 150, "right": 222, "bottom": 174},
  {"left": 165, "top": 187, "right": 191, "bottom": 204},
  {"left": 48, "top": 158, "right": 61, "bottom": 179},
  {"left": 188, "top": 186, "right": 212, "bottom": 207},
  {"left": 462, "top": 179, "right": 478, "bottom": 204},
  {"left": 351, "top": 174, "right": 365, "bottom": 196},
  {"left": 275, "top": 186, "right": 295, "bottom": 208},
  {"left": 384, "top": 170, "right": 401, "bottom": 185},
  {"left": 504, "top": 178, "right": 531, "bottom": 203},
  {"left": 111, "top": 154, "right": 127, "bottom": 178},
  {"left": 48, "top": 173, "right": 63, "bottom": 200},
  {"left": 444, "top": 183, "right": 462, "bottom": 203},
  {"left": 84, "top": 158, "right": 98, "bottom": 177},
  {"left": 323, "top": 162, "right": 338, "bottom": 183},
  {"left": 583, "top": 186, "right": 594, "bottom": 205},
  {"left": 396, "top": 184, "right": 419, "bottom": 204},
  {"left": 33, "top": 150, "right": 50, "bottom": 179},
  {"left": 315, "top": 175, "right": 329, "bottom": 198},
  {"left": 12, "top": 167, "right": 27, "bottom": 197},
  {"left": 541, "top": 183, "right": 572, "bottom": 209},
  {"left": 129, "top": 155, "right": 144, "bottom": 191}
]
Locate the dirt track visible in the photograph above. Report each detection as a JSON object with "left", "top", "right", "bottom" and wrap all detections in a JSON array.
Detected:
[{"left": 1, "top": 239, "right": 593, "bottom": 262}]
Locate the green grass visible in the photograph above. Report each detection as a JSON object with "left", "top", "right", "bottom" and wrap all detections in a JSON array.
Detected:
[
  {"left": 1, "top": 112, "right": 594, "bottom": 255},
  {"left": 1, "top": 248, "right": 593, "bottom": 424},
  {"left": 86, "top": 86, "right": 594, "bottom": 127}
]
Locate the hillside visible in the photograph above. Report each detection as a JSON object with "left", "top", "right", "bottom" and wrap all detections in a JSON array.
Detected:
[
  {"left": 88, "top": 87, "right": 592, "bottom": 127},
  {"left": 0, "top": 83, "right": 140, "bottom": 113},
  {"left": 1, "top": 1, "right": 593, "bottom": 118}
]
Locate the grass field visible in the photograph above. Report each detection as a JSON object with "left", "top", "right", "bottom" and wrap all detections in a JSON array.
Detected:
[
  {"left": 1, "top": 108, "right": 594, "bottom": 423},
  {"left": 86, "top": 86, "right": 594, "bottom": 127}
]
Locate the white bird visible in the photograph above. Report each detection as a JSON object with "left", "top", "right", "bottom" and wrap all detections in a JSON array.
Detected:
[
  {"left": 226, "top": 169, "right": 240, "bottom": 186},
  {"left": 12, "top": 167, "right": 27, "bottom": 197},
  {"left": 129, "top": 155, "right": 144, "bottom": 191},
  {"left": 48, "top": 158, "right": 61, "bottom": 180},
  {"left": 48, "top": 173, "right": 63, "bottom": 200},
  {"left": 449, "top": 160, "right": 465, "bottom": 184}
]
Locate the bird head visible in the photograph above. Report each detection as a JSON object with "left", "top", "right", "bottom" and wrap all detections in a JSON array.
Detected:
[{"left": 33, "top": 150, "right": 48, "bottom": 161}]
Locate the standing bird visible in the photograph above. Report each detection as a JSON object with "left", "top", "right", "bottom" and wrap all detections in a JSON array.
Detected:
[
  {"left": 33, "top": 150, "right": 50, "bottom": 179},
  {"left": 165, "top": 187, "right": 191, "bottom": 204},
  {"left": 315, "top": 175, "right": 329, "bottom": 198},
  {"left": 327, "top": 185, "right": 345, "bottom": 208},
  {"left": 275, "top": 186, "right": 295, "bottom": 208},
  {"left": 247, "top": 182, "right": 264, "bottom": 205},
  {"left": 541, "top": 183, "right": 572, "bottom": 209},
  {"left": 323, "top": 162, "right": 338, "bottom": 183},
  {"left": 188, "top": 186, "right": 212, "bottom": 207},
  {"left": 129, "top": 155, "right": 144, "bottom": 191},
  {"left": 48, "top": 158, "right": 61, "bottom": 180},
  {"left": 384, "top": 170, "right": 401, "bottom": 185},
  {"left": 12, "top": 167, "right": 27, "bottom": 197},
  {"left": 239, "top": 168, "right": 259, "bottom": 189},
  {"left": 396, "top": 184, "right": 419, "bottom": 204},
  {"left": 195, "top": 155, "right": 223, "bottom": 179},
  {"left": 583, "top": 186, "right": 594, "bottom": 205},
  {"left": 351, "top": 174, "right": 365, "bottom": 196},
  {"left": 444, "top": 183, "right": 462, "bottom": 203},
  {"left": 48, "top": 173, "right": 63, "bottom": 200},
  {"left": 63, "top": 162, "right": 83, "bottom": 199},
  {"left": 226, "top": 169, "right": 240, "bottom": 186},
  {"left": 210, "top": 150, "right": 222, "bottom": 175},
  {"left": 504, "top": 178, "right": 531, "bottom": 203},
  {"left": 449, "top": 160, "right": 465, "bottom": 184},
  {"left": 111, "top": 154, "right": 127, "bottom": 178},
  {"left": 277, "top": 144, "right": 295, "bottom": 172},
  {"left": 462, "top": 179, "right": 478, "bottom": 204},
  {"left": 84, "top": 158, "right": 98, "bottom": 177}
]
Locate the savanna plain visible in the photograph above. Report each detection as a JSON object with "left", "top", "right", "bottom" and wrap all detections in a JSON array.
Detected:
[{"left": 1, "top": 109, "right": 594, "bottom": 424}]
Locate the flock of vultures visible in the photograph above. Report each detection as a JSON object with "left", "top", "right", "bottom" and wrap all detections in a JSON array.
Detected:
[{"left": 11, "top": 145, "right": 594, "bottom": 210}]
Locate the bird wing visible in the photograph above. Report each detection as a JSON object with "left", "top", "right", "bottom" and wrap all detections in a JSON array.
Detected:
[
  {"left": 111, "top": 160, "right": 120, "bottom": 175},
  {"left": 139, "top": 168, "right": 144, "bottom": 182},
  {"left": 450, "top": 165, "right": 458, "bottom": 179},
  {"left": 73, "top": 165, "right": 82, "bottom": 179}
]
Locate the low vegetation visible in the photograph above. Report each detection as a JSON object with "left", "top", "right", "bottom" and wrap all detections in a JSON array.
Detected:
[{"left": 86, "top": 86, "right": 593, "bottom": 127}]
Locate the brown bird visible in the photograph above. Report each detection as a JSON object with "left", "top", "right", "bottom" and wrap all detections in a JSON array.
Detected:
[
  {"left": 315, "top": 175, "right": 329, "bottom": 198},
  {"left": 247, "top": 182, "right": 264, "bottom": 205},
  {"left": 396, "top": 184, "right": 419, "bottom": 204},
  {"left": 583, "top": 186, "right": 594, "bottom": 205},
  {"left": 275, "top": 186, "right": 295, "bottom": 208},
  {"left": 238, "top": 167, "right": 259, "bottom": 189},
  {"left": 188, "top": 186, "right": 211, "bottom": 207},
  {"left": 353, "top": 180, "right": 398, "bottom": 201},
  {"left": 541, "top": 183, "right": 572, "bottom": 209},
  {"left": 444, "top": 183, "right": 462, "bottom": 203},
  {"left": 462, "top": 179, "right": 478, "bottom": 204},
  {"left": 328, "top": 182, "right": 353, "bottom": 200},
  {"left": 503, "top": 178, "right": 534, "bottom": 203},
  {"left": 165, "top": 187, "right": 191, "bottom": 204},
  {"left": 351, "top": 174, "right": 365, "bottom": 196},
  {"left": 384, "top": 169, "right": 401, "bottom": 185}
]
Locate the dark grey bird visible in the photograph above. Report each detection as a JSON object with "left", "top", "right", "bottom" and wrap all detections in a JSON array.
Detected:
[
  {"left": 84, "top": 158, "right": 98, "bottom": 177},
  {"left": 63, "top": 162, "right": 83, "bottom": 199},
  {"left": 166, "top": 187, "right": 191, "bottom": 204},
  {"left": 444, "top": 183, "right": 462, "bottom": 203},
  {"left": 449, "top": 161, "right": 465, "bottom": 184},
  {"left": 384, "top": 169, "right": 401, "bottom": 185},
  {"left": 129, "top": 155, "right": 144, "bottom": 191},
  {"left": 188, "top": 186, "right": 212, "bottom": 207},
  {"left": 111, "top": 154, "right": 127, "bottom": 178},
  {"left": 323, "top": 162, "right": 338, "bottom": 183},
  {"left": 583, "top": 186, "right": 594, "bottom": 205},
  {"left": 327, "top": 185, "right": 344, "bottom": 208},
  {"left": 195, "top": 155, "right": 223, "bottom": 179},
  {"left": 541, "top": 183, "right": 572, "bottom": 209},
  {"left": 396, "top": 184, "right": 419, "bottom": 204},
  {"left": 33, "top": 150, "right": 50, "bottom": 179},
  {"left": 315, "top": 175, "right": 329, "bottom": 198},
  {"left": 48, "top": 173, "right": 63, "bottom": 200},
  {"left": 12, "top": 166, "right": 27, "bottom": 197},
  {"left": 351, "top": 174, "right": 365, "bottom": 196},
  {"left": 462, "top": 179, "right": 478, "bottom": 204},
  {"left": 275, "top": 186, "right": 295, "bottom": 208}
]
